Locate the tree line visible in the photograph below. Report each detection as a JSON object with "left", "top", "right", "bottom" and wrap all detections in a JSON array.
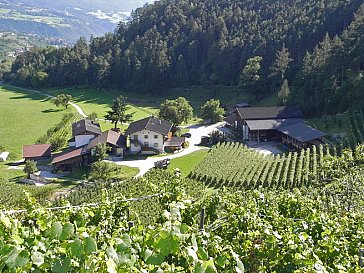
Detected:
[
  {"left": 3, "top": 0, "right": 364, "bottom": 116},
  {"left": 292, "top": 5, "right": 364, "bottom": 117}
]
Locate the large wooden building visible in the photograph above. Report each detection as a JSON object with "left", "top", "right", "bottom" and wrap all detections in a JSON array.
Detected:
[{"left": 227, "top": 106, "right": 326, "bottom": 149}]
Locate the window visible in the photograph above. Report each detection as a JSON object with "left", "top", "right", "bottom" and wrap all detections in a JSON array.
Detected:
[
  {"left": 144, "top": 142, "right": 149, "bottom": 147},
  {"left": 154, "top": 135, "right": 158, "bottom": 139},
  {"left": 133, "top": 135, "right": 138, "bottom": 140},
  {"left": 144, "top": 135, "right": 149, "bottom": 139},
  {"left": 154, "top": 143, "right": 159, "bottom": 147}
]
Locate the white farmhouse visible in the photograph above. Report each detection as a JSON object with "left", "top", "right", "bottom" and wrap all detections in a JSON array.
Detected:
[
  {"left": 69, "top": 119, "right": 102, "bottom": 148},
  {"left": 125, "top": 117, "right": 173, "bottom": 154}
]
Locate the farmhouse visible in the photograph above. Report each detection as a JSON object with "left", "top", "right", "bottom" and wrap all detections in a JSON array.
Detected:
[
  {"left": 69, "top": 119, "right": 102, "bottom": 148},
  {"left": 126, "top": 116, "right": 184, "bottom": 154},
  {"left": 23, "top": 144, "right": 52, "bottom": 161},
  {"left": 227, "top": 106, "right": 326, "bottom": 149},
  {"left": 52, "top": 123, "right": 126, "bottom": 170},
  {"left": 86, "top": 130, "right": 126, "bottom": 158}
]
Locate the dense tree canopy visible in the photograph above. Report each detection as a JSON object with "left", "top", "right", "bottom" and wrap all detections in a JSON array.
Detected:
[
  {"left": 3, "top": 0, "right": 364, "bottom": 116},
  {"left": 292, "top": 5, "right": 364, "bottom": 117}
]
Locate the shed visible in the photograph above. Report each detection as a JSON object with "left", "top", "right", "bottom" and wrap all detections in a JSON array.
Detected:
[
  {"left": 278, "top": 122, "right": 327, "bottom": 149},
  {"left": 51, "top": 147, "right": 88, "bottom": 171},
  {"left": 23, "top": 144, "right": 52, "bottom": 161},
  {"left": 164, "top": 137, "right": 186, "bottom": 152}
]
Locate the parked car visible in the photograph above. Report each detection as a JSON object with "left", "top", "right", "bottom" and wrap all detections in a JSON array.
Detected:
[
  {"left": 154, "top": 158, "right": 171, "bottom": 169},
  {"left": 181, "top": 133, "right": 191, "bottom": 138}
]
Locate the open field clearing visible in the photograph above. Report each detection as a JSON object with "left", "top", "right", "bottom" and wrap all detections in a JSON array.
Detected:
[
  {"left": 0, "top": 86, "right": 73, "bottom": 158},
  {"left": 49, "top": 88, "right": 160, "bottom": 122}
]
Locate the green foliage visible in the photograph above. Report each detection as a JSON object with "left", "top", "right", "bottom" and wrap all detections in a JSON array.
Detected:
[
  {"left": 190, "top": 142, "right": 329, "bottom": 189},
  {"left": 269, "top": 44, "right": 293, "bottom": 82},
  {"left": 89, "top": 161, "right": 116, "bottom": 182},
  {"left": 31, "top": 71, "right": 49, "bottom": 89},
  {"left": 277, "top": 79, "right": 290, "bottom": 106},
  {"left": 36, "top": 113, "right": 79, "bottom": 152},
  {"left": 88, "top": 111, "right": 98, "bottom": 121},
  {"left": 2, "top": 169, "right": 364, "bottom": 271},
  {"left": 55, "top": 170, "right": 205, "bottom": 224},
  {"left": 0, "top": 177, "right": 57, "bottom": 209},
  {"left": 200, "top": 99, "right": 225, "bottom": 123},
  {"left": 293, "top": 7, "right": 364, "bottom": 116},
  {"left": 23, "top": 160, "right": 38, "bottom": 179},
  {"left": 52, "top": 94, "right": 72, "bottom": 109},
  {"left": 92, "top": 143, "right": 109, "bottom": 162},
  {"left": 5, "top": 0, "right": 361, "bottom": 97},
  {"left": 0, "top": 59, "right": 12, "bottom": 80},
  {"left": 104, "top": 96, "right": 133, "bottom": 129},
  {"left": 239, "top": 56, "right": 263, "bottom": 93},
  {"left": 158, "top": 97, "right": 193, "bottom": 125}
]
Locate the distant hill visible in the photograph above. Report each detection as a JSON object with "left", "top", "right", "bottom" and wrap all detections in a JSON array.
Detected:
[
  {"left": 17, "top": 0, "right": 155, "bottom": 12},
  {"left": 0, "top": 0, "right": 155, "bottom": 41},
  {"left": 5, "top": 0, "right": 364, "bottom": 117}
]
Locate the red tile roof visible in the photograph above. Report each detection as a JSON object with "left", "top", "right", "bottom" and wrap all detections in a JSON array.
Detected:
[
  {"left": 23, "top": 144, "right": 52, "bottom": 159},
  {"left": 51, "top": 147, "right": 85, "bottom": 164}
]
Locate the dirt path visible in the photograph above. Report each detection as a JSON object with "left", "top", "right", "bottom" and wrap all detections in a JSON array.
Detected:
[
  {"left": 111, "top": 122, "right": 226, "bottom": 177},
  {"left": 0, "top": 82, "right": 88, "bottom": 117}
]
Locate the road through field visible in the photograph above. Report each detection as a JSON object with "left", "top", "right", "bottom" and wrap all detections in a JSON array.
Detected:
[{"left": 0, "top": 82, "right": 88, "bottom": 117}]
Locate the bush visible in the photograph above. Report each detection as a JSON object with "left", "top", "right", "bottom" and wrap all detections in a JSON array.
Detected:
[
  {"left": 182, "top": 141, "right": 189, "bottom": 148},
  {"left": 50, "top": 135, "right": 67, "bottom": 151}
]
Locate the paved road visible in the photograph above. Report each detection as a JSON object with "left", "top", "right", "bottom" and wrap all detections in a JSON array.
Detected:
[
  {"left": 0, "top": 82, "right": 88, "bottom": 117},
  {"left": 111, "top": 122, "right": 226, "bottom": 177}
]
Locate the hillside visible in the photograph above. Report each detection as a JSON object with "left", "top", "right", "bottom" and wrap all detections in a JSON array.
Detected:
[
  {"left": 4, "top": 0, "right": 364, "bottom": 116},
  {"left": 292, "top": 5, "right": 364, "bottom": 116},
  {"left": 0, "top": 0, "right": 154, "bottom": 41}
]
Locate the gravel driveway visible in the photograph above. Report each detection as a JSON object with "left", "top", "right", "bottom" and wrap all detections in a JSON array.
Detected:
[{"left": 110, "top": 122, "right": 226, "bottom": 176}]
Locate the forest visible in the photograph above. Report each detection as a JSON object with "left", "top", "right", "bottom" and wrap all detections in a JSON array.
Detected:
[{"left": 3, "top": 0, "right": 364, "bottom": 116}]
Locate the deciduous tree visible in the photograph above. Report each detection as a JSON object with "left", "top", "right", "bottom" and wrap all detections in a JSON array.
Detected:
[
  {"left": 104, "top": 96, "right": 134, "bottom": 129},
  {"left": 52, "top": 94, "right": 72, "bottom": 109},
  {"left": 158, "top": 97, "right": 193, "bottom": 126},
  {"left": 239, "top": 56, "right": 262, "bottom": 93},
  {"left": 200, "top": 99, "right": 225, "bottom": 123},
  {"left": 23, "top": 160, "right": 38, "bottom": 179}
]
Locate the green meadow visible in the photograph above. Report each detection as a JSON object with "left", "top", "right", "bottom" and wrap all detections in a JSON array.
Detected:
[
  {"left": 48, "top": 87, "right": 160, "bottom": 122},
  {"left": 168, "top": 149, "right": 209, "bottom": 177},
  {"left": 0, "top": 86, "right": 73, "bottom": 159}
]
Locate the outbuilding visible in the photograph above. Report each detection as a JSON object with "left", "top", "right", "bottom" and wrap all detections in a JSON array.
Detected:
[{"left": 23, "top": 144, "right": 52, "bottom": 161}]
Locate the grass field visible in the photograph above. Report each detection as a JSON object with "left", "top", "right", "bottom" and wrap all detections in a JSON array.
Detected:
[
  {"left": 49, "top": 87, "right": 160, "bottom": 122},
  {"left": 0, "top": 85, "right": 75, "bottom": 189},
  {"left": 307, "top": 114, "right": 350, "bottom": 135},
  {"left": 0, "top": 86, "right": 73, "bottom": 159},
  {"left": 48, "top": 86, "right": 255, "bottom": 125},
  {"left": 168, "top": 149, "right": 209, "bottom": 177}
]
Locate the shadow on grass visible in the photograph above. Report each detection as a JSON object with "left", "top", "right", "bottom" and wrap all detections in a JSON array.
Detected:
[
  {"left": 9, "top": 175, "right": 25, "bottom": 183},
  {"left": 42, "top": 109, "right": 63, "bottom": 113}
]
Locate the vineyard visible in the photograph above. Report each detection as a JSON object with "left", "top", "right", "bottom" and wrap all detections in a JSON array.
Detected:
[
  {"left": 54, "top": 170, "right": 206, "bottom": 224},
  {"left": 190, "top": 142, "right": 333, "bottom": 189},
  {"left": 1, "top": 171, "right": 364, "bottom": 272},
  {"left": 36, "top": 113, "right": 80, "bottom": 151}
]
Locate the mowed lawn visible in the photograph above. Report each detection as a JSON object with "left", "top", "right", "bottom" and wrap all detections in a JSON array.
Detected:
[
  {"left": 168, "top": 149, "right": 209, "bottom": 177},
  {"left": 0, "top": 86, "right": 73, "bottom": 159}
]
